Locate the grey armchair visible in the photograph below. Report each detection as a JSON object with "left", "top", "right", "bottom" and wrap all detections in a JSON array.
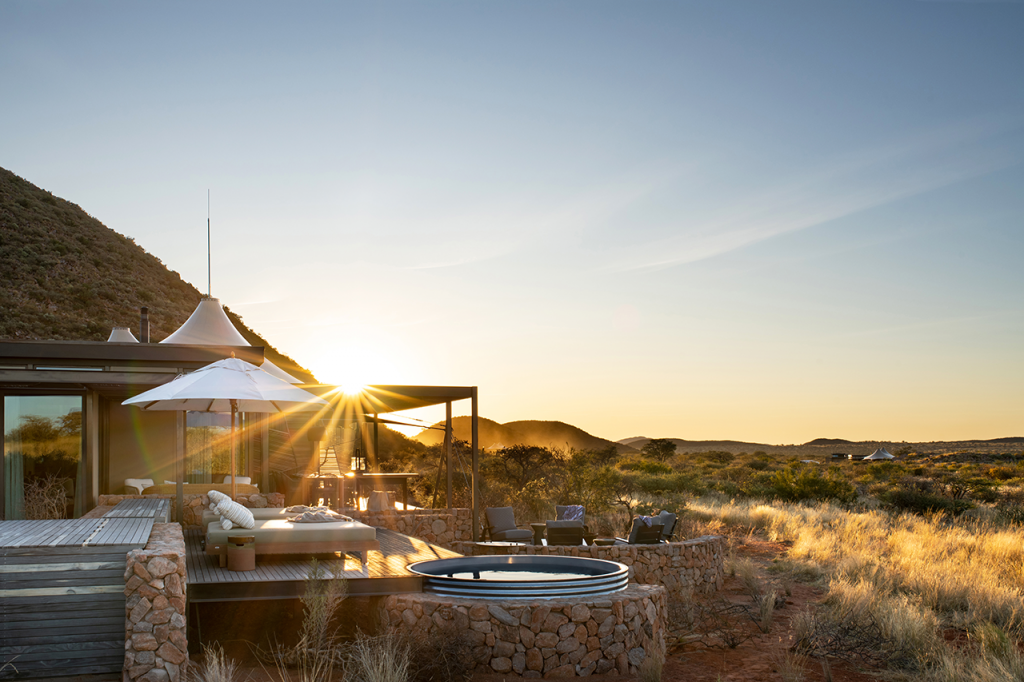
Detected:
[{"left": 484, "top": 507, "right": 533, "bottom": 542}]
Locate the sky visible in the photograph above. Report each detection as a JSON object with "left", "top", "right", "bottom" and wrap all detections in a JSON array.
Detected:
[{"left": 2, "top": 1, "right": 1022, "bottom": 444}]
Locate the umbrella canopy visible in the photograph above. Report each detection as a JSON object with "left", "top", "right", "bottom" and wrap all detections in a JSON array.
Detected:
[
  {"left": 123, "top": 357, "right": 325, "bottom": 413},
  {"left": 123, "top": 357, "right": 327, "bottom": 499}
]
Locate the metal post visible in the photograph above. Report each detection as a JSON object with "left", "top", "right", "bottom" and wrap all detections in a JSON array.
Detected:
[
  {"left": 175, "top": 411, "right": 184, "bottom": 527},
  {"left": 373, "top": 414, "right": 379, "bottom": 469},
  {"left": 471, "top": 387, "right": 479, "bottom": 542},
  {"left": 445, "top": 401, "right": 452, "bottom": 510}
]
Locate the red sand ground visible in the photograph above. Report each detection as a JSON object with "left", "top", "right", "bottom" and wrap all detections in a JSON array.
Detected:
[{"left": 202, "top": 539, "right": 885, "bottom": 682}]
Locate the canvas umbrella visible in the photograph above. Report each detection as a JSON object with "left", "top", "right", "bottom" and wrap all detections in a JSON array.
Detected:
[{"left": 123, "top": 356, "right": 328, "bottom": 502}]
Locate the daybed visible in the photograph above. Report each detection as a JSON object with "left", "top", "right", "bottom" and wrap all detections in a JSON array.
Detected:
[
  {"left": 204, "top": 517, "right": 379, "bottom": 571},
  {"left": 201, "top": 507, "right": 323, "bottom": 530}
]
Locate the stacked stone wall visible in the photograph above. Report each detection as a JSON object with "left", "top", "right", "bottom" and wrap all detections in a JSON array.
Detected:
[
  {"left": 98, "top": 493, "right": 285, "bottom": 529},
  {"left": 123, "top": 523, "right": 188, "bottom": 682},
  {"left": 349, "top": 508, "right": 472, "bottom": 549},
  {"left": 383, "top": 585, "right": 665, "bottom": 678},
  {"left": 450, "top": 536, "right": 725, "bottom": 595}
]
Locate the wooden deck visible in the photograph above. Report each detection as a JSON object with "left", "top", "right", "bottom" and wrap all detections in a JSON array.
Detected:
[
  {"left": 0, "top": 517, "right": 154, "bottom": 680},
  {"left": 185, "top": 528, "right": 460, "bottom": 602}
]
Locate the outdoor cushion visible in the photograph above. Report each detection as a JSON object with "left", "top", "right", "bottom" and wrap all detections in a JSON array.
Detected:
[
  {"left": 206, "top": 518, "right": 377, "bottom": 545},
  {"left": 485, "top": 507, "right": 518, "bottom": 533},
  {"left": 125, "top": 478, "right": 155, "bottom": 495},
  {"left": 556, "top": 505, "right": 585, "bottom": 523},
  {"left": 213, "top": 498, "right": 255, "bottom": 530},
  {"left": 491, "top": 528, "right": 533, "bottom": 542},
  {"left": 545, "top": 519, "right": 584, "bottom": 529},
  {"left": 656, "top": 511, "right": 677, "bottom": 541},
  {"left": 625, "top": 516, "right": 665, "bottom": 544},
  {"left": 222, "top": 475, "right": 252, "bottom": 485}
]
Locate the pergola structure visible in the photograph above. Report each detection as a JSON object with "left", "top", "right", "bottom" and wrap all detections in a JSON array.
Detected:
[{"left": 305, "top": 384, "right": 482, "bottom": 540}]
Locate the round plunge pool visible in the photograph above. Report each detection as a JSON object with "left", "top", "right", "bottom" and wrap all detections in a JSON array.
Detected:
[{"left": 407, "top": 555, "right": 629, "bottom": 599}]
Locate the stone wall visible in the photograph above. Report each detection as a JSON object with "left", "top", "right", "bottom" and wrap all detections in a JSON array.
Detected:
[
  {"left": 382, "top": 585, "right": 666, "bottom": 678},
  {"left": 98, "top": 493, "right": 285, "bottom": 529},
  {"left": 123, "top": 523, "right": 188, "bottom": 682},
  {"left": 348, "top": 508, "right": 473, "bottom": 549},
  {"left": 450, "top": 536, "right": 725, "bottom": 595}
]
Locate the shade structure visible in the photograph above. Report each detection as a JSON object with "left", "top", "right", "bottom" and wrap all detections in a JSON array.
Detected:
[
  {"left": 865, "top": 447, "right": 895, "bottom": 460},
  {"left": 160, "top": 297, "right": 249, "bottom": 346},
  {"left": 123, "top": 357, "right": 328, "bottom": 500},
  {"left": 260, "top": 358, "right": 303, "bottom": 384}
]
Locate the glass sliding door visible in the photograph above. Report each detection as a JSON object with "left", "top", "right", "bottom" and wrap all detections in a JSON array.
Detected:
[
  {"left": 185, "top": 411, "right": 249, "bottom": 484},
  {"left": 3, "top": 395, "right": 85, "bottom": 520}
]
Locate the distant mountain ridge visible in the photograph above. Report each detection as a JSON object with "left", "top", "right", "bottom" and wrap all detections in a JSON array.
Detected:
[
  {"left": 0, "top": 167, "right": 316, "bottom": 381},
  {"left": 414, "top": 417, "right": 638, "bottom": 453}
]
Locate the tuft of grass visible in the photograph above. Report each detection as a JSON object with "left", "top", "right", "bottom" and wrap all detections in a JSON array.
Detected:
[
  {"left": 191, "top": 643, "right": 242, "bottom": 682},
  {"left": 757, "top": 589, "right": 778, "bottom": 634},
  {"left": 771, "top": 648, "right": 807, "bottom": 682},
  {"left": 343, "top": 633, "right": 411, "bottom": 682},
  {"left": 639, "top": 654, "right": 663, "bottom": 682}
]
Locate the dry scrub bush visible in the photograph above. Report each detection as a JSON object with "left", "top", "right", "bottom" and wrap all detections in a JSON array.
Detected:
[
  {"left": 191, "top": 643, "right": 243, "bottom": 682},
  {"left": 259, "top": 559, "right": 346, "bottom": 682},
  {"left": 771, "top": 648, "right": 807, "bottom": 682},
  {"left": 404, "top": 626, "right": 473, "bottom": 682},
  {"left": 22, "top": 475, "right": 68, "bottom": 519},
  {"left": 756, "top": 589, "right": 778, "bottom": 634},
  {"left": 344, "top": 633, "right": 410, "bottom": 682}
]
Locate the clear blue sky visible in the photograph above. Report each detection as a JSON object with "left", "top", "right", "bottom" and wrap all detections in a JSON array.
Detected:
[{"left": 2, "top": 1, "right": 1022, "bottom": 443}]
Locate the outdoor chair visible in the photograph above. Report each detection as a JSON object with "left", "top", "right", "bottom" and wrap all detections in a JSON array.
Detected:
[
  {"left": 484, "top": 506, "right": 533, "bottom": 542},
  {"left": 616, "top": 516, "right": 665, "bottom": 545},
  {"left": 555, "top": 504, "right": 587, "bottom": 529},
  {"left": 655, "top": 510, "right": 677, "bottom": 541},
  {"left": 545, "top": 519, "right": 584, "bottom": 545}
]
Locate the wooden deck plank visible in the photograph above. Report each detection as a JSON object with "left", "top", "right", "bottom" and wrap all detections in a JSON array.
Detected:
[{"left": 184, "top": 527, "right": 457, "bottom": 602}]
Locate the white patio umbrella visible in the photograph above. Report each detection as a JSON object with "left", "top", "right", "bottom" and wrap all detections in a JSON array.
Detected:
[{"left": 123, "top": 356, "right": 328, "bottom": 500}]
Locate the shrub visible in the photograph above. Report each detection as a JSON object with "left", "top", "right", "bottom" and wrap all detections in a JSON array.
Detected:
[
  {"left": 882, "top": 488, "right": 973, "bottom": 516},
  {"left": 770, "top": 467, "right": 856, "bottom": 504}
]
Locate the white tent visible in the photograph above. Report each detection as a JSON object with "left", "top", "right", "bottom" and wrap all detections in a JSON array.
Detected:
[
  {"left": 865, "top": 447, "right": 895, "bottom": 460},
  {"left": 161, "top": 297, "right": 303, "bottom": 382}
]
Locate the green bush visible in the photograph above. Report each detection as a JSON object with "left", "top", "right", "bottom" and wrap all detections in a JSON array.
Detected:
[
  {"left": 882, "top": 488, "right": 973, "bottom": 516},
  {"left": 769, "top": 467, "right": 856, "bottom": 504}
]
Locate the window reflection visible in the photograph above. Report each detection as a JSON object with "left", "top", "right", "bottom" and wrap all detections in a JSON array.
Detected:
[{"left": 3, "top": 396, "right": 84, "bottom": 520}]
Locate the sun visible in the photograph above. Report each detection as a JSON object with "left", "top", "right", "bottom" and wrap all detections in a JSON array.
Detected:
[{"left": 308, "top": 345, "right": 403, "bottom": 392}]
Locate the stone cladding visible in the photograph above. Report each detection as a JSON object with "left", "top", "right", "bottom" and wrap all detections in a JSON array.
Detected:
[
  {"left": 450, "top": 536, "right": 725, "bottom": 595},
  {"left": 123, "top": 523, "right": 188, "bottom": 682},
  {"left": 347, "top": 508, "right": 473, "bottom": 549},
  {"left": 98, "top": 493, "right": 284, "bottom": 529},
  {"left": 382, "top": 585, "right": 666, "bottom": 678}
]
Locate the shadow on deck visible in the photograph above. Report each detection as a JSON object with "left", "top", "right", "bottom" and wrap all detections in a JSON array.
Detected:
[{"left": 185, "top": 528, "right": 461, "bottom": 603}]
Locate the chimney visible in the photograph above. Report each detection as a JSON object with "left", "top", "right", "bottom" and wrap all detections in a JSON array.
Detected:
[{"left": 140, "top": 307, "right": 150, "bottom": 343}]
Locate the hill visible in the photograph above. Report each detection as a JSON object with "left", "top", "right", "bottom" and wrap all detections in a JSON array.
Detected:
[
  {"left": 0, "top": 167, "right": 315, "bottom": 381},
  {"left": 805, "top": 438, "right": 854, "bottom": 445},
  {"left": 414, "top": 417, "right": 637, "bottom": 454}
]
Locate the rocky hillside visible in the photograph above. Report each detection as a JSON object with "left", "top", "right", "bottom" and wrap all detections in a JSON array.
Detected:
[
  {"left": 0, "top": 167, "right": 315, "bottom": 382},
  {"left": 414, "top": 416, "right": 637, "bottom": 453}
]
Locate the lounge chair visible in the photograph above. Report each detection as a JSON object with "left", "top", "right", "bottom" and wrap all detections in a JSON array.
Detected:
[
  {"left": 483, "top": 507, "right": 533, "bottom": 542},
  {"left": 615, "top": 516, "right": 665, "bottom": 545},
  {"left": 545, "top": 519, "right": 585, "bottom": 545},
  {"left": 655, "top": 510, "right": 677, "bottom": 541}
]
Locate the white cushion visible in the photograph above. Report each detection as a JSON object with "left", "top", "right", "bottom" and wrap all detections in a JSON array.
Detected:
[
  {"left": 125, "top": 478, "right": 155, "bottom": 495},
  {"left": 222, "top": 475, "right": 251, "bottom": 485},
  {"left": 215, "top": 498, "right": 255, "bottom": 529}
]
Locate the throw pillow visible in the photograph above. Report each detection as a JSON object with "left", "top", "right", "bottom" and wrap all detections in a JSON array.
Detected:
[{"left": 214, "top": 498, "right": 255, "bottom": 529}]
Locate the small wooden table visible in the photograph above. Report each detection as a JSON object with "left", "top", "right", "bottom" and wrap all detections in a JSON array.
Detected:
[{"left": 530, "top": 522, "right": 547, "bottom": 546}]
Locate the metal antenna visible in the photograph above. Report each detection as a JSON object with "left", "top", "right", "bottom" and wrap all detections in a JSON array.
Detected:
[{"left": 207, "top": 189, "right": 211, "bottom": 297}]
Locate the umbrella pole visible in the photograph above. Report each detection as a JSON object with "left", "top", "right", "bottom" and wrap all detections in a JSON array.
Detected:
[{"left": 230, "top": 400, "right": 237, "bottom": 501}]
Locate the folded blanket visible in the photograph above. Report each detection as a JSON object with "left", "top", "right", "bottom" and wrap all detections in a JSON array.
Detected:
[
  {"left": 558, "top": 505, "right": 585, "bottom": 521},
  {"left": 638, "top": 515, "right": 654, "bottom": 527},
  {"left": 285, "top": 505, "right": 334, "bottom": 513},
  {"left": 288, "top": 511, "right": 354, "bottom": 523}
]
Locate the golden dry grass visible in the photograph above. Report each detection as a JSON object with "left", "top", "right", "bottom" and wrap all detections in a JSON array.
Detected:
[{"left": 684, "top": 496, "right": 1024, "bottom": 680}]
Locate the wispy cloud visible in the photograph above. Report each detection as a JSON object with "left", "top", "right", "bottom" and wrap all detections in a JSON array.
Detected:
[{"left": 604, "top": 115, "right": 1022, "bottom": 272}]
